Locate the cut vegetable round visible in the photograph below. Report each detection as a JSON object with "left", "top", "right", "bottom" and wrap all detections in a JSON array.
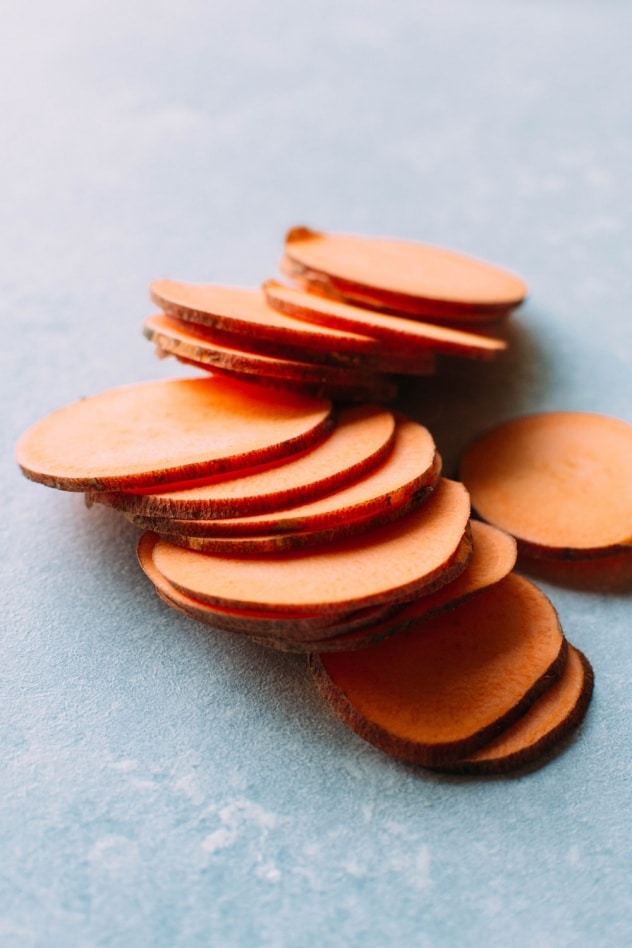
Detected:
[
  {"left": 460, "top": 411, "right": 632, "bottom": 558},
  {"left": 281, "top": 226, "right": 527, "bottom": 321},
  {"left": 430, "top": 644, "right": 593, "bottom": 775},
  {"left": 310, "top": 572, "right": 567, "bottom": 767},
  {"left": 146, "top": 478, "right": 472, "bottom": 616},
  {"left": 144, "top": 312, "right": 398, "bottom": 391},
  {"left": 150, "top": 281, "right": 396, "bottom": 358},
  {"left": 264, "top": 280, "right": 507, "bottom": 361},
  {"left": 15, "top": 376, "right": 333, "bottom": 492},
  {"left": 91, "top": 403, "right": 397, "bottom": 518}
]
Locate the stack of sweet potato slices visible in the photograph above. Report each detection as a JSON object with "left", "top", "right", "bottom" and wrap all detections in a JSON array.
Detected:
[
  {"left": 15, "top": 227, "right": 597, "bottom": 775},
  {"left": 147, "top": 225, "right": 517, "bottom": 402}
]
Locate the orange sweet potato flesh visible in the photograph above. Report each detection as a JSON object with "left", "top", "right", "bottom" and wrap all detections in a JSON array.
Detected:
[
  {"left": 460, "top": 411, "right": 632, "bottom": 558},
  {"left": 431, "top": 644, "right": 594, "bottom": 774},
  {"left": 144, "top": 312, "right": 399, "bottom": 390},
  {"left": 310, "top": 572, "right": 567, "bottom": 767},
  {"left": 150, "top": 281, "right": 393, "bottom": 358},
  {"left": 264, "top": 280, "right": 507, "bottom": 361},
  {"left": 90, "top": 404, "right": 397, "bottom": 518},
  {"left": 147, "top": 478, "right": 471, "bottom": 616},
  {"left": 126, "top": 416, "right": 439, "bottom": 537},
  {"left": 281, "top": 226, "right": 527, "bottom": 320},
  {"left": 146, "top": 309, "right": 434, "bottom": 376},
  {"left": 138, "top": 530, "right": 472, "bottom": 651},
  {"left": 137, "top": 530, "right": 395, "bottom": 641},
  {"left": 15, "top": 376, "right": 333, "bottom": 492}
]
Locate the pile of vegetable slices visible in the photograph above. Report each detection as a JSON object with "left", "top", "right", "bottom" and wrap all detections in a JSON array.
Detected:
[{"left": 16, "top": 227, "right": 605, "bottom": 775}]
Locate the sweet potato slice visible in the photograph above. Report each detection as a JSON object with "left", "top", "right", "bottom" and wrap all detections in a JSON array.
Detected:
[
  {"left": 147, "top": 309, "right": 434, "bottom": 376},
  {"left": 264, "top": 280, "right": 507, "bottom": 361},
  {"left": 162, "top": 356, "right": 400, "bottom": 404},
  {"left": 147, "top": 478, "right": 472, "bottom": 616},
  {"left": 90, "top": 404, "right": 397, "bottom": 518},
  {"left": 460, "top": 411, "right": 632, "bottom": 558},
  {"left": 150, "top": 281, "right": 396, "bottom": 359},
  {"left": 15, "top": 375, "right": 333, "bottom": 492},
  {"left": 281, "top": 226, "right": 527, "bottom": 321},
  {"left": 310, "top": 573, "right": 567, "bottom": 767},
  {"left": 431, "top": 644, "right": 594, "bottom": 774},
  {"left": 127, "top": 417, "right": 439, "bottom": 537},
  {"left": 138, "top": 531, "right": 401, "bottom": 645},
  {"left": 144, "top": 312, "right": 399, "bottom": 391},
  {"left": 163, "top": 492, "right": 426, "bottom": 555}
]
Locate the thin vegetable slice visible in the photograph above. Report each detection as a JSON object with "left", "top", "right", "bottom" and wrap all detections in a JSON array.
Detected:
[
  {"left": 460, "top": 411, "right": 632, "bottom": 558},
  {"left": 281, "top": 226, "right": 527, "bottom": 321},
  {"left": 15, "top": 375, "right": 333, "bottom": 492},
  {"left": 165, "top": 357, "right": 400, "bottom": 404},
  {"left": 264, "top": 280, "right": 507, "bottom": 361},
  {"left": 150, "top": 281, "right": 396, "bottom": 359},
  {"left": 147, "top": 309, "right": 434, "bottom": 376},
  {"left": 310, "top": 573, "right": 567, "bottom": 767},
  {"left": 144, "top": 312, "right": 399, "bottom": 390},
  {"left": 90, "top": 404, "right": 397, "bottom": 518},
  {"left": 126, "top": 417, "right": 439, "bottom": 536},
  {"left": 432, "top": 645, "right": 594, "bottom": 775},
  {"left": 147, "top": 478, "right": 472, "bottom": 616}
]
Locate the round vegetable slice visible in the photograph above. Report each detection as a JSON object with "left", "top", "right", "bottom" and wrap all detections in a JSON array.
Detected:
[
  {"left": 310, "top": 572, "right": 567, "bottom": 767},
  {"left": 138, "top": 531, "right": 402, "bottom": 645},
  {"left": 147, "top": 478, "right": 472, "bottom": 616},
  {"left": 150, "top": 281, "right": 394, "bottom": 358},
  {"left": 460, "top": 411, "right": 632, "bottom": 558},
  {"left": 264, "top": 280, "right": 507, "bottom": 361},
  {"left": 15, "top": 375, "right": 333, "bottom": 492},
  {"left": 144, "top": 312, "right": 398, "bottom": 390},
  {"left": 126, "top": 416, "right": 439, "bottom": 536},
  {"left": 432, "top": 645, "right": 593, "bottom": 775},
  {"left": 91, "top": 403, "right": 397, "bottom": 518},
  {"left": 281, "top": 226, "right": 527, "bottom": 320}
]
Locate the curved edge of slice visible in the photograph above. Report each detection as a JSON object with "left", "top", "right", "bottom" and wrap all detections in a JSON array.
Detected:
[
  {"left": 264, "top": 280, "right": 507, "bottom": 362},
  {"left": 309, "top": 573, "right": 567, "bottom": 767},
  {"left": 282, "top": 226, "right": 528, "bottom": 314},
  {"left": 15, "top": 376, "right": 334, "bottom": 492},
  {"left": 429, "top": 644, "right": 594, "bottom": 775}
]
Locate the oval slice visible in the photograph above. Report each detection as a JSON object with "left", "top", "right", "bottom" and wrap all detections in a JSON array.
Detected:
[
  {"left": 147, "top": 478, "right": 472, "bottom": 616},
  {"left": 460, "top": 411, "right": 632, "bottom": 557},
  {"left": 264, "top": 280, "right": 506, "bottom": 361},
  {"left": 15, "top": 375, "right": 333, "bottom": 492},
  {"left": 310, "top": 572, "right": 567, "bottom": 767},
  {"left": 144, "top": 312, "right": 398, "bottom": 390},
  {"left": 150, "top": 281, "right": 393, "bottom": 357},
  {"left": 91, "top": 404, "right": 396, "bottom": 518},
  {"left": 432, "top": 644, "right": 593, "bottom": 774},
  {"left": 282, "top": 226, "right": 527, "bottom": 320},
  {"left": 128, "top": 417, "right": 438, "bottom": 536}
]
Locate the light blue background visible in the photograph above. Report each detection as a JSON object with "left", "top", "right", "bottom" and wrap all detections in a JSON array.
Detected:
[{"left": 3, "top": 2, "right": 631, "bottom": 945}]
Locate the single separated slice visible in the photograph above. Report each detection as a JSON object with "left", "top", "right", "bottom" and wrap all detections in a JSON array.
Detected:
[
  {"left": 15, "top": 375, "right": 333, "bottom": 492},
  {"left": 310, "top": 572, "right": 567, "bottom": 767},
  {"left": 281, "top": 226, "right": 527, "bottom": 322},
  {"left": 460, "top": 411, "right": 632, "bottom": 558},
  {"left": 264, "top": 280, "right": 507, "bottom": 362},
  {"left": 146, "top": 478, "right": 471, "bottom": 617},
  {"left": 91, "top": 403, "right": 398, "bottom": 519}
]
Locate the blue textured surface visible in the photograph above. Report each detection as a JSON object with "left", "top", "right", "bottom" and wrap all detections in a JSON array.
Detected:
[{"left": 3, "top": 2, "right": 632, "bottom": 945}]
